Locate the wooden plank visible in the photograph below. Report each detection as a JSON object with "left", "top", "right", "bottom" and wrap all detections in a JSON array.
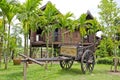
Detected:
[
  {"left": 35, "top": 56, "right": 71, "bottom": 62},
  {"left": 60, "top": 45, "right": 77, "bottom": 57},
  {"left": 19, "top": 54, "right": 43, "bottom": 66}
]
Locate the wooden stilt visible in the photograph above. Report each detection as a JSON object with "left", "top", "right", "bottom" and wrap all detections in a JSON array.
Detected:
[
  {"left": 41, "top": 47, "right": 42, "bottom": 58},
  {"left": 30, "top": 45, "right": 32, "bottom": 58}
]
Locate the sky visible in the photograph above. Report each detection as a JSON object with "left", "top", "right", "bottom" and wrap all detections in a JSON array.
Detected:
[
  {"left": 18, "top": 0, "right": 120, "bottom": 46},
  {"left": 41, "top": 0, "right": 101, "bottom": 19},
  {"left": 19, "top": 0, "right": 120, "bottom": 19}
]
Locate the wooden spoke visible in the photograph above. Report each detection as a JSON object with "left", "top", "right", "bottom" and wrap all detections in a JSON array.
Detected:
[{"left": 60, "top": 59, "right": 73, "bottom": 70}]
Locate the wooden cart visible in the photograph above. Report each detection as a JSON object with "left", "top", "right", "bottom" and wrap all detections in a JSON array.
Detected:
[
  {"left": 20, "top": 43, "right": 96, "bottom": 80},
  {"left": 59, "top": 44, "right": 95, "bottom": 74},
  {"left": 32, "top": 43, "right": 96, "bottom": 74}
]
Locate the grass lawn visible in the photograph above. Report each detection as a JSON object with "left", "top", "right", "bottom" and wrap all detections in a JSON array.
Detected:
[{"left": 0, "top": 62, "right": 120, "bottom": 80}]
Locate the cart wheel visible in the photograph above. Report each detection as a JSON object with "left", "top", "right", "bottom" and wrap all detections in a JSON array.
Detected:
[
  {"left": 60, "top": 60, "right": 73, "bottom": 70},
  {"left": 81, "top": 50, "right": 95, "bottom": 74}
]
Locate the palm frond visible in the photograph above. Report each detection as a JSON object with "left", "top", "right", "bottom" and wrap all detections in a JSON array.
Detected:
[
  {"left": 44, "top": 2, "right": 59, "bottom": 22},
  {"left": 25, "top": 0, "right": 42, "bottom": 11},
  {"left": 64, "top": 12, "right": 74, "bottom": 19},
  {"left": 78, "top": 13, "right": 87, "bottom": 26}
]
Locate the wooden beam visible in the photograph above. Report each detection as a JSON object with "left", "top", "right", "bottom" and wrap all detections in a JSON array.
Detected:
[
  {"left": 19, "top": 54, "right": 43, "bottom": 66},
  {"left": 35, "top": 56, "right": 71, "bottom": 61}
]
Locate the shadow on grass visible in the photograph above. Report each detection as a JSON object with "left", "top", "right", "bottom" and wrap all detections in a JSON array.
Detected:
[
  {"left": 57, "top": 68, "right": 83, "bottom": 76},
  {"left": 57, "top": 65, "right": 109, "bottom": 76}
]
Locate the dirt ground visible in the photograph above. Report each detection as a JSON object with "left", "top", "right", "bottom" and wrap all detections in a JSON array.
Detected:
[{"left": 109, "top": 71, "right": 120, "bottom": 76}]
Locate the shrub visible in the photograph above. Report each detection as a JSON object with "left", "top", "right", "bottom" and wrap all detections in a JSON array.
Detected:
[
  {"left": 97, "top": 57, "right": 113, "bottom": 65},
  {"left": 95, "top": 38, "right": 114, "bottom": 57}
]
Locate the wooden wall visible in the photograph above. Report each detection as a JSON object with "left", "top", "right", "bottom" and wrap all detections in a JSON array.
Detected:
[{"left": 30, "top": 28, "right": 95, "bottom": 45}]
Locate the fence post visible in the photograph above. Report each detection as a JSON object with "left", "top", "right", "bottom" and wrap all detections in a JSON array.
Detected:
[{"left": 23, "top": 60, "right": 27, "bottom": 80}]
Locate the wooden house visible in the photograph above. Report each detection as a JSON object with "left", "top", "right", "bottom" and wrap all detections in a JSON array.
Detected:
[{"left": 29, "top": 2, "right": 97, "bottom": 57}]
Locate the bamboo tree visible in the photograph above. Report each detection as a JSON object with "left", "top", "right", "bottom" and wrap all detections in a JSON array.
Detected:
[
  {"left": 51, "top": 24, "right": 57, "bottom": 58},
  {"left": 38, "top": 2, "right": 59, "bottom": 69},
  {"left": 67, "top": 19, "right": 77, "bottom": 43},
  {"left": 58, "top": 12, "right": 74, "bottom": 43},
  {"left": 0, "top": 2, "right": 6, "bottom": 67},
  {"left": 0, "top": 0, "right": 7, "bottom": 69},
  {"left": 17, "top": 0, "right": 42, "bottom": 56},
  {"left": 86, "top": 18, "right": 101, "bottom": 45},
  {"left": 0, "top": 19, "right": 4, "bottom": 68},
  {"left": 0, "top": 0, "right": 19, "bottom": 69},
  {"left": 10, "top": 24, "right": 22, "bottom": 59},
  {"left": 77, "top": 14, "right": 87, "bottom": 45}
]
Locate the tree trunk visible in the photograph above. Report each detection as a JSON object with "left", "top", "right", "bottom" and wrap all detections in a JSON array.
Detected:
[
  {"left": 4, "top": 53, "right": 8, "bottom": 69},
  {"left": 0, "top": 15, "right": 6, "bottom": 68},
  {"left": 112, "top": 57, "right": 119, "bottom": 72},
  {"left": 51, "top": 30, "right": 54, "bottom": 58},
  {"left": 45, "top": 32, "right": 49, "bottom": 70},
  {"left": 4, "top": 23, "right": 11, "bottom": 69},
  {"left": 0, "top": 42, "right": 2, "bottom": 68},
  {"left": 24, "top": 35, "right": 27, "bottom": 56},
  {"left": 113, "top": 35, "right": 118, "bottom": 72},
  {"left": 26, "top": 35, "right": 28, "bottom": 56},
  {"left": 114, "top": 58, "right": 118, "bottom": 72},
  {"left": 51, "top": 31, "right": 54, "bottom": 66}
]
